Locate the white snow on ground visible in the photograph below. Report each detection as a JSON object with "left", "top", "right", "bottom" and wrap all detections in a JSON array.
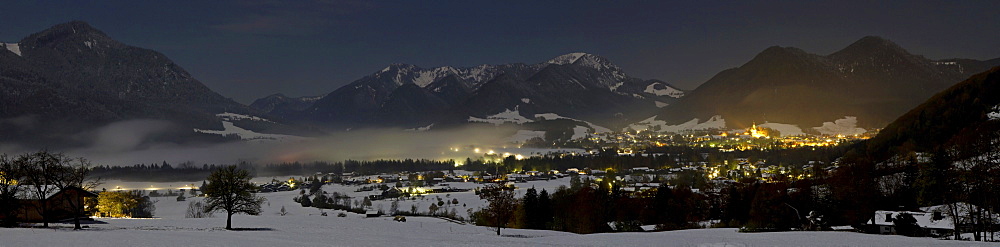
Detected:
[
  {"left": 216, "top": 112, "right": 274, "bottom": 123},
  {"left": 812, "top": 116, "right": 866, "bottom": 136},
  {"left": 194, "top": 122, "right": 304, "bottom": 142},
  {"left": 468, "top": 107, "right": 533, "bottom": 125},
  {"left": 654, "top": 101, "right": 668, "bottom": 108},
  {"left": 644, "top": 83, "right": 684, "bottom": 98},
  {"left": 628, "top": 115, "right": 726, "bottom": 133},
  {"left": 534, "top": 113, "right": 612, "bottom": 133},
  {"left": 507, "top": 130, "right": 546, "bottom": 143},
  {"left": 570, "top": 126, "right": 591, "bottom": 140},
  {"left": 194, "top": 114, "right": 304, "bottom": 142},
  {"left": 3, "top": 42, "right": 21, "bottom": 56},
  {"left": 4, "top": 180, "right": 986, "bottom": 247},
  {"left": 988, "top": 105, "right": 1000, "bottom": 120},
  {"left": 759, "top": 122, "right": 806, "bottom": 136},
  {"left": 8, "top": 178, "right": 987, "bottom": 247}
]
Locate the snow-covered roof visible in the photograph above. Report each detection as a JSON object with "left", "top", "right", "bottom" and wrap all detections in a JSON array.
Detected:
[
  {"left": 867, "top": 210, "right": 954, "bottom": 230},
  {"left": 920, "top": 202, "right": 1000, "bottom": 223},
  {"left": 11, "top": 185, "right": 70, "bottom": 200}
]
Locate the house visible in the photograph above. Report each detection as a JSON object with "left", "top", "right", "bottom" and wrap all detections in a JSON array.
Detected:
[
  {"left": 507, "top": 174, "right": 530, "bottom": 182},
  {"left": 381, "top": 187, "right": 404, "bottom": 199},
  {"left": 625, "top": 174, "right": 652, "bottom": 183},
  {"left": 920, "top": 202, "right": 1000, "bottom": 233},
  {"left": 867, "top": 210, "right": 954, "bottom": 237},
  {"left": 630, "top": 167, "right": 652, "bottom": 173},
  {"left": 1, "top": 186, "right": 97, "bottom": 223}
]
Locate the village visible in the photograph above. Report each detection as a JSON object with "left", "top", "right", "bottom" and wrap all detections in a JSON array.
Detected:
[
  {"left": 573, "top": 122, "right": 880, "bottom": 154},
  {"left": 2, "top": 149, "right": 998, "bottom": 246}
]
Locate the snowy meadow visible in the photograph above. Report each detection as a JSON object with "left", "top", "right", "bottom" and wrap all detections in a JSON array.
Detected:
[{"left": 2, "top": 179, "right": 992, "bottom": 247}]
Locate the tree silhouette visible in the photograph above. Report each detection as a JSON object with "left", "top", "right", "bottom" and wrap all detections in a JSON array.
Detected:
[{"left": 202, "top": 166, "right": 266, "bottom": 230}]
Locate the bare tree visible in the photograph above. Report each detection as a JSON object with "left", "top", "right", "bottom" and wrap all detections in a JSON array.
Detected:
[
  {"left": 202, "top": 166, "right": 265, "bottom": 230},
  {"left": 13, "top": 152, "right": 101, "bottom": 229},
  {"left": 21, "top": 151, "right": 61, "bottom": 228},
  {"left": 49, "top": 155, "right": 100, "bottom": 230},
  {"left": 944, "top": 124, "right": 1000, "bottom": 241}
]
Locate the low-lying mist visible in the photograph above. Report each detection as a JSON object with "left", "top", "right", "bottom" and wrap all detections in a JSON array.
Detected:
[{"left": 0, "top": 119, "right": 523, "bottom": 166}]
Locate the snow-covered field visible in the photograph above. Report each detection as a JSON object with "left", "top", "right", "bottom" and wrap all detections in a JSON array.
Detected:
[
  {"left": 4, "top": 178, "right": 993, "bottom": 247},
  {"left": 812, "top": 116, "right": 867, "bottom": 136},
  {"left": 627, "top": 115, "right": 726, "bottom": 133}
]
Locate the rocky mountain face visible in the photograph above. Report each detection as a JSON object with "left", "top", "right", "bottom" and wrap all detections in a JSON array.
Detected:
[
  {"left": 270, "top": 52, "right": 685, "bottom": 129},
  {"left": 0, "top": 21, "right": 298, "bottom": 148},
  {"left": 657, "top": 36, "right": 1000, "bottom": 130}
]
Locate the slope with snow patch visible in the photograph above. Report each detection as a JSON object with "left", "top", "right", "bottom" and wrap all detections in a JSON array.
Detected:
[
  {"left": 194, "top": 113, "right": 305, "bottom": 142},
  {"left": 467, "top": 107, "right": 533, "bottom": 125},
  {"left": 508, "top": 130, "right": 547, "bottom": 143},
  {"left": 534, "top": 113, "right": 613, "bottom": 133},
  {"left": 644, "top": 82, "right": 684, "bottom": 98},
  {"left": 216, "top": 112, "right": 274, "bottom": 123},
  {"left": 759, "top": 122, "right": 806, "bottom": 136},
  {"left": 812, "top": 116, "right": 867, "bottom": 136},
  {"left": 628, "top": 115, "right": 726, "bottom": 133},
  {"left": 2, "top": 42, "right": 21, "bottom": 56}
]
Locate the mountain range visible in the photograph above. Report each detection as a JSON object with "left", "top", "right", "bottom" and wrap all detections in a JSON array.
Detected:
[
  {"left": 656, "top": 36, "right": 1000, "bottom": 130},
  {"left": 2, "top": 22, "right": 998, "bottom": 149},
  {"left": 260, "top": 52, "right": 685, "bottom": 129}
]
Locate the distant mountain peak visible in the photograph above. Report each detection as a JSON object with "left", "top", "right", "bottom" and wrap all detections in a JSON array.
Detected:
[
  {"left": 853, "top": 35, "right": 895, "bottom": 46},
  {"left": 832, "top": 35, "right": 909, "bottom": 58},
  {"left": 28, "top": 21, "right": 107, "bottom": 40},
  {"left": 759, "top": 46, "right": 809, "bottom": 57},
  {"left": 380, "top": 63, "right": 418, "bottom": 72},
  {"left": 547, "top": 52, "right": 592, "bottom": 65},
  {"left": 263, "top": 93, "right": 289, "bottom": 99}
]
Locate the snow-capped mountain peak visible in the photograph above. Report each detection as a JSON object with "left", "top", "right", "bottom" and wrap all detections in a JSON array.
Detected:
[
  {"left": 544, "top": 52, "right": 630, "bottom": 91},
  {"left": 547, "top": 52, "right": 591, "bottom": 65},
  {"left": 2, "top": 42, "right": 21, "bottom": 56}
]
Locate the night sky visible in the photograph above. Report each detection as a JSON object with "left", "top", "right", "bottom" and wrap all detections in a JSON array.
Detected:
[{"left": 2, "top": 0, "right": 997, "bottom": 104}]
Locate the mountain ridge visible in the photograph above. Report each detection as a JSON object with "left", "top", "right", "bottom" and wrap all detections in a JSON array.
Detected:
[
  {"left": 0, "top": 21, "right": 307, "bottom": 148},
  {"left": 657, "top": 36, "right": 1000, "bottom": 130}
]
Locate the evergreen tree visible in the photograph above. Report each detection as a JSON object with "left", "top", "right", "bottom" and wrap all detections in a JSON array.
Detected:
[
  {"left": 313, "top": 193, "right": 329, "bottom": 208},
  {"left": 537, "top": 189, "right": 553, "bottom": 229},
  {"left": 299, "top": 195, "right": 312, "bottom": 207},
  {"left": 522, "top": 187, "right": 540, "bottom": 229},
  {"left": 479, "top": 183, "right": 518, "bottom": 235}
]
